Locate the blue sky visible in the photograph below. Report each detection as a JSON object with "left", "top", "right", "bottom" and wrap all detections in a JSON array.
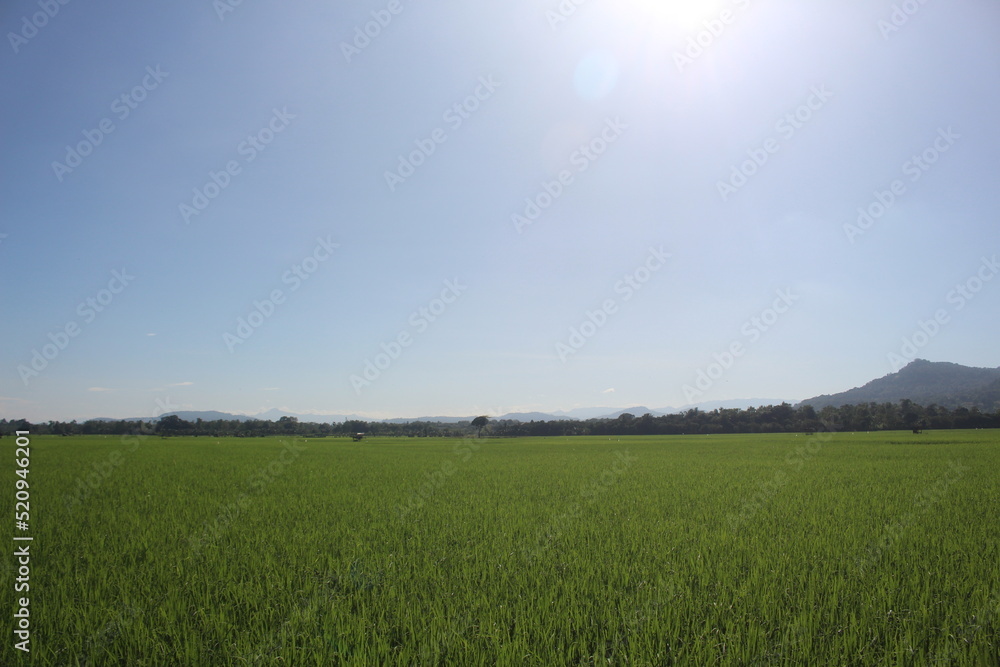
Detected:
[{"left": 2, "top": 0, "right": 998, "bottom": 422}]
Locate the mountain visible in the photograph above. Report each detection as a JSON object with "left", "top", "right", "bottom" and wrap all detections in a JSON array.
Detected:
[
  {"left": 382, "top": 415, "right": 474, "bottom": 424},
  {"left": 551, "top": 407, "right": 630, "bottom": 419},
  {"left": 799, "top": 359, "right": 1000, "bottom": 410},
  {"left": 497, "top": 412, "right": 564, "bottom": 422},
  {"left": 254, "top": 408, "right": 368, "bottom": 423},
  {"left": 386, "top": 413, "right": 565, "bottom": 423},
  {"left": 94, "top": 410, "right": 251, "bottom": 422},
  {"left": 162, "top": 410, "right": 252, "bottom": 422},
  {"left": 598, "top": 406, "right": 661, "bottom": 419},
  {"left": 84, "top": 368, "right": 998, "bottom": 425},
  {"left": 179, "top": 403, "right": 796, "bottom": 424}
]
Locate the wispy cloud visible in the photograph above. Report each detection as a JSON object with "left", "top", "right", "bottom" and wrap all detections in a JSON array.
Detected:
[
  {"left": 88, "top": 387, "right": 114, "bottom": 392},
  {"left": 168, "top": 382, "right": 194, "bottom": 387},
  {"left": 602, "top": 388, "right": 616, "bottom": 394}
]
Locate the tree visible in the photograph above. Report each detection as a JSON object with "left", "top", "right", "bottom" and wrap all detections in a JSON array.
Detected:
[
  {"left": 471, "top": 416, "right": 490, "bottom": 438},
  {"left": 900, "top": 399, "right": 920, "bottom": 429},
  {"left": 157, "top": 414, "right": 191, "bottom": 436},
  {"left": 636, "top": 413, "right": 656, "bottom": 434},
  {"left": 278, "top": 415, "right": 299, "bottom": 434}
]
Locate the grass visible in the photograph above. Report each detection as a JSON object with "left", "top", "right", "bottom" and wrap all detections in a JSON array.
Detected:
[{"left": 2, "top": 430, "right": 999, "bottom": 665}]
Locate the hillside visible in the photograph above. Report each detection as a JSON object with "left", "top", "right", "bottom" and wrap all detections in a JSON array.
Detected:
[{"left": 799, "top": 359, "right": 1000, "bottom": 411}]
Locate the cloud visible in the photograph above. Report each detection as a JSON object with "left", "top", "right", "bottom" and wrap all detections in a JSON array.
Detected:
[
  {"left": 168, "top": 382, "right": 194, "bottom": 387},
  {"left": 602, "top": 388, "right": 616, "bottom": 394},
  {"left": 146, "top": 333, "right": 156, "bottom": 337},
  {"left": 87, "top": 387, "right": 114, "bottom": 392}
]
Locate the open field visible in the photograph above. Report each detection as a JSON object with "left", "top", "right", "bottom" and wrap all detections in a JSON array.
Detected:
[{"left": 3, "top": 431, "right": 999, "bottom": 665}]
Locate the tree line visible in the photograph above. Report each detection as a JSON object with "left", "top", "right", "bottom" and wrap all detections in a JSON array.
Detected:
[{"left": 2, "top": 400, "right": 998, "bottom": 439}]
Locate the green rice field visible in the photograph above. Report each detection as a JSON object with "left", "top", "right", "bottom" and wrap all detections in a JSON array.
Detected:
[{"left": 3, "top": 430, "right": 999, "bottom": 665}]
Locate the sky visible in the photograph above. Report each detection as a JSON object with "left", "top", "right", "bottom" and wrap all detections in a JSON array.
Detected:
[{"left": 2, "top": 0, "right": 998, "bottom": 422}]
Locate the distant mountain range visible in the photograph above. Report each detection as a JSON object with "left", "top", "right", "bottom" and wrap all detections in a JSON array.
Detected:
[
  {"left": 799, "top": 359, "right": 1000, "bottom": 411},
  {"left": 96, "top": 399, "right": 792, "bottom": 424},
  {"left": 88, "top": 360, "right": 1000, "bottom": 423}
]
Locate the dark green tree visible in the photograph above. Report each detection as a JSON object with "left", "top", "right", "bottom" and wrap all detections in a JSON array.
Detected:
[
  {"left": 278, "top": 415, "right": 299, "bottom": 434},
  {"left": 157, "top": 414, "right": 191, "bottom": 436},
  {"left": 471, "top": 416, "right": 490, "bottom": 438}
]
